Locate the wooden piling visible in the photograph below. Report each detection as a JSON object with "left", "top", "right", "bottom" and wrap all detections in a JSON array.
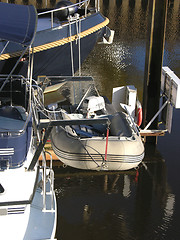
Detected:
[{"left": 142, "top": 0, "right": 168, "bottom": 143}]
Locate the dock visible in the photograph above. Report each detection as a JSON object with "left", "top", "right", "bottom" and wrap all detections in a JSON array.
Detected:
[{"left": 140, "top": 129, "right": 167, "bottom": 137}]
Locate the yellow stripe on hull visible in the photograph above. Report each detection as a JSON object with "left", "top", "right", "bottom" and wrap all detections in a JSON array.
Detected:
[{"left": 0, "top": 18, "right": 109, "bottom": 61}]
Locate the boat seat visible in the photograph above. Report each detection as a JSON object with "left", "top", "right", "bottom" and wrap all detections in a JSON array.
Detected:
[
  {"left": 74, "top": 129, "right": 94, "bottom": 138},
  {"left": 89, "top": 115, "right": 113, "bottom": 135},
  {"left": 0, "top": 106, "right": 27, "bottom": 131},
  {"left": 72, "top": 125, "right": 99, "bottom": 138}
]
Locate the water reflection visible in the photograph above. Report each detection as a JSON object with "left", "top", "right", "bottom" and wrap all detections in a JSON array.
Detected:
[
  {"left": 54, "top": 144, "right": 175, "bottom": 240},
  {"left": 53, "top": 1, "right": 179, "bottom": 239},
  {"left": 123, "top": 174, "right": 131, "bottom": 198},
  {"left": 81, "top": 0, "right": 180, "bottom": 103}
]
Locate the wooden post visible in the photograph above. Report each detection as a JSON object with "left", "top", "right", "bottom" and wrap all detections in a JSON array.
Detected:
[{"left": 142, "top": 0, "right": 168, "bottom": 143}]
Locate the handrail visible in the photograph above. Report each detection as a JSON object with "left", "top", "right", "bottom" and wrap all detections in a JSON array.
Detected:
[
  {"left": 38, "top": 0, "right": 89, "bottom": 16},
  {"left": 37, "top": 0, "right": 100, "bottom": 28}
]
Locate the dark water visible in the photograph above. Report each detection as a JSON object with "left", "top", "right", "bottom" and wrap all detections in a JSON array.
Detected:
[{"left": 54, "top": 0, "right": 180, "bottom": 239}]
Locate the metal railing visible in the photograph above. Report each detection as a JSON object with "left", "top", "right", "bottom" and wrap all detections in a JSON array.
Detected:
[
  {"left": 38, "top": 0, "right": 100, "bottom": 28},
  {"left": 41, "top": 150, "right": 55, "bottom": 212}
]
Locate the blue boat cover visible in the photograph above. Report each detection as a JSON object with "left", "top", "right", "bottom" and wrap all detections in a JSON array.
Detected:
[{"left": 0, "top": 2, "right": 37, "bottom": 45}]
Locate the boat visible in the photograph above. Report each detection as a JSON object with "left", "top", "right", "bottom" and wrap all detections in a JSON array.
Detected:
[
  {"left": 43, "top": 76, "right": 144, "bottom": 171},
  {"left": 0, "top": 4, "right": 56, "bottom": 239},
  {"left": 0, "top": 0, "right": 112, "bottom": 79}
]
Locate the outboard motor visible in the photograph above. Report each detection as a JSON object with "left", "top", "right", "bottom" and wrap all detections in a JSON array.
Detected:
[
  {"left": 55, "top": 0, "right": 78, "bottom": 21},
  {"left": 84, "top": 96, "right": 106, "bottom": 118}
]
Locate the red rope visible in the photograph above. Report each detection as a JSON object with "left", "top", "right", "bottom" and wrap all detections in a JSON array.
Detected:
[{"left": 135, "top": 169, "right": 139, "bottom": 183}]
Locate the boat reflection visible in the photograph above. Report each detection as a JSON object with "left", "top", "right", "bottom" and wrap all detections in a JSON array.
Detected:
[{"left": 54, "top": 144, "right": 175, "bottom": 239}]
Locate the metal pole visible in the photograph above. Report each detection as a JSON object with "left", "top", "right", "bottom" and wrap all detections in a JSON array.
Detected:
[{"left": 142, "top": 0, "right": 168, "bottom": 143}]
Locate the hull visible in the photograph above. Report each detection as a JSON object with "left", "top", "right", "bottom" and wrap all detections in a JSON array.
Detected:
[
  {"left": 0, "top": 12, "right": 109, "bottom": 78},
  {"left": 0, "top": 169, "right": 57, "bottom": 240},
  {"left": 47, "top": 78, "right": 145, "bottom": 171},
  {"left": 0, "top": 4, "right": 57, "bottom": 236},
  {"left": 51, "top": 126, "right": 144, "bottom": 171},
  {"left": 0, "top": 114, "right": 57, "bottom": 239},
  {"left": 0, "top": 76, "right": 57, "bottom": 239},
  {"left": 0, "top": 145, "right": 37, "bottom": 204}
]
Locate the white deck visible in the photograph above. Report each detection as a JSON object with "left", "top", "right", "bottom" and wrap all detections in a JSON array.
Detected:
[
  {"left": 0, "top": 145, "right": 37, "bottom": 203},
  {"left": 0, "top": 171, "right": 57, "bottom": 240},
  {"left": 23, "top": 177, "right": 57, "bottom": 240}
]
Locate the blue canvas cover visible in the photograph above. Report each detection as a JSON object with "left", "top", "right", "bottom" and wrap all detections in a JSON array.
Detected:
[{"left": 0, "top": 2, "right": 37, "bottom": 45}]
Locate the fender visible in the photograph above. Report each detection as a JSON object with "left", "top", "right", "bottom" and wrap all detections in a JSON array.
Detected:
[{"left": 135, "top": 100, "right": 143, "bottom": 127}]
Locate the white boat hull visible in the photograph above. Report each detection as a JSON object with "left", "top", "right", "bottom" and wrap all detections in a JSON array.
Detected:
[
  {"left": 51, "top": 127, "right": 144, "bottom": 171},
  {"left": 0, "top": 77, "right": 57, "bottom": 239},
  {"left": 0, "top": 169, "right": 57, "bottom": 240},
  {"left": 47, "top": 78, "right": 145, "bottom": 171}
]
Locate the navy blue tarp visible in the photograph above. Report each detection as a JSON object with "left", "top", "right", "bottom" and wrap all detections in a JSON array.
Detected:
[{"left": 0, "top": 2, "right": 37, "bottom": 45}]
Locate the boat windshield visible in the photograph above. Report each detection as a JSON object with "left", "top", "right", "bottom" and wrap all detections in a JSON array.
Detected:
[{"left": 42, "top": 76, "right": 98, "bottom": 108}]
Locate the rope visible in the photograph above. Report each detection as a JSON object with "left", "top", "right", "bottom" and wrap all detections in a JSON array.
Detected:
[
  {"left": 0, "top": 18, "right": 109, "bottom": 61},
  {"left": 75, "top": 14, "right": 82, "bottom": 76},
  {"left": 68, "top": 17, "right": 75, "bottom": 76},
  {"left": 104, "top": 126, "right": 110, "bottom": 161},
  {"left": 28, "top": 45, "right": 34, "bottom": 113}
]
